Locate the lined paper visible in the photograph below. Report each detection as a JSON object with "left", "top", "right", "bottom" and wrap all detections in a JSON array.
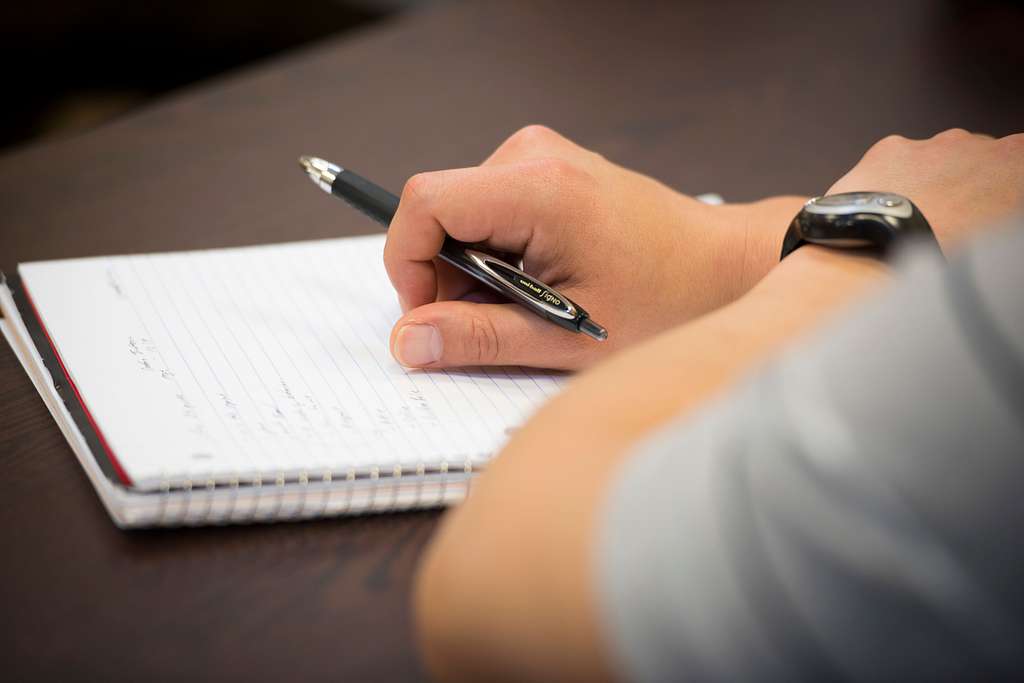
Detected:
[{"left": 20, "top": 235, "right": 564, "bottom": 490}]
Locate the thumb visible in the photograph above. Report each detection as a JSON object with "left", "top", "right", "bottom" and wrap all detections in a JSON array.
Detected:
[{"left": 389, "top": 300, "right": 595, "bottom": 370}]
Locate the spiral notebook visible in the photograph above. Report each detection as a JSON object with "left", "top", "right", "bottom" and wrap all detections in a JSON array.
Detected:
[{"left": 0, "top": 234, "right": 565, "bottom": 528}]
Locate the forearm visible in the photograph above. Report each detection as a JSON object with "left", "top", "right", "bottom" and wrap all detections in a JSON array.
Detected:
[
  {"left": 543, "top": 246, "right": 889, "bottom": 445},
  {"left": 415, "top": 246, "right": 890, "bottom": 682}
]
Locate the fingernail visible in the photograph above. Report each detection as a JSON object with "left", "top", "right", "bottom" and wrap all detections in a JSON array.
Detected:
[{"left": 395, "top": 324, "right": 442, "bottom": 366}]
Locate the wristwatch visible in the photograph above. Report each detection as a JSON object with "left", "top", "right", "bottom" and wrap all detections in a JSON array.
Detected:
[{"left": 780, "top": 191, "right": 939, "bottom": 261}]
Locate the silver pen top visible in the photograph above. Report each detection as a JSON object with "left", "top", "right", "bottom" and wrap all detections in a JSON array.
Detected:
[{"left": 298, "top": 155, "right": 343, "bottom": 193}]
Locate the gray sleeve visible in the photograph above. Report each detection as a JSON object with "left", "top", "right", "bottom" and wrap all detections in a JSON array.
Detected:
[{"left": 595, "top": 223, "right": 1024, "bottom": 682}]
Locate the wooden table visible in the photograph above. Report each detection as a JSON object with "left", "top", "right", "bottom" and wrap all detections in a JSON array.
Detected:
[{"left": 2, "top": 1, "right": 1020, "bottom": 679}]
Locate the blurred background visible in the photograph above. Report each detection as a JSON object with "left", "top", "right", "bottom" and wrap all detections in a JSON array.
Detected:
[
  {"left": 0, "top": 0, "right": 418, "bottom": 152},
  {"left": 2, "top": 0, "right": 1022, "bottom": 155}
]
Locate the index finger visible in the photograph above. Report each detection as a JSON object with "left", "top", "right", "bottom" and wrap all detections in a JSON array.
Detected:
[{"left": 383, "top": 158, "right": 596, "bottom": 312}]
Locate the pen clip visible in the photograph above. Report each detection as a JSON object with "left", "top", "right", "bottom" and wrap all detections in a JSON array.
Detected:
[{"left": 463, "top": 250, "right": 579, "bottom": 320}]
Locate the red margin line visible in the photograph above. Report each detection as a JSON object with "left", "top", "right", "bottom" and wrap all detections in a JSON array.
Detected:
[{"left": 22, "top": 283, "right": 134, "bottom": 486}]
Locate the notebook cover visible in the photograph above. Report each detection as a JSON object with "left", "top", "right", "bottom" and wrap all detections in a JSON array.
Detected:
[{"left": 5, "top": 272, "right": 130, "bottom": 487}]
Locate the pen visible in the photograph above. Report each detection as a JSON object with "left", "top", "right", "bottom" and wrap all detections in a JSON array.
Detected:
[{"left": 298, "top": 156, "right": 608, "bottom": 341}]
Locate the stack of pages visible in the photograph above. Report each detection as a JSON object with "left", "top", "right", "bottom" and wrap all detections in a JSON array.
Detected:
[{"left": 0, "top": 234, "right": 564, "bottom": 527}]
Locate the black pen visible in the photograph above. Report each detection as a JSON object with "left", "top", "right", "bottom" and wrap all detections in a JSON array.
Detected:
[{"left": 298, "top": 156, "right": 608, "bottom": 341}]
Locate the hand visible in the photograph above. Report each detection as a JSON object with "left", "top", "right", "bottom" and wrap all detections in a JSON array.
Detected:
[
  {"left": 828, "top": 128, "right": 1024, "bottom": 252},
  {"left": 383, "top": 125, "right": 804, "bottom": 370}
]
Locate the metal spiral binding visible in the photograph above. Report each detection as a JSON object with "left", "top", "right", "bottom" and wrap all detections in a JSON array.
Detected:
[
  {"left": 439, "top": 460, "right": 449, "bottom": 506},
  {"left": 367, "top": 467, "right": 380, "bottom": 511},
  {"left": 319, "top": 470, "right": 333, "bottom": 517},
  {"left": 182, "top": 479, "right": 194, "bottom": 524},
  {"left": 158, "top": 480, "right": 171, "bottom": 526},
  {"left": 202, "top": 479, "right": 215, "bottom": 522},
  {"left": 272, "top": 473, "right": 286, "bottom": 520},
  {"left": 249, "top": 476, "right": 263, "bottom": 524},
  {"left": 297, "top": 472, "right": 310, "bottom": 519},
  {"left": 227, "top": 477, "right": 241, "bottom": 523},
  {"left": 343, "top": 468, "right": 357, "bottom": 515},
  {"left": 415, "top": 463, "right": 427, "bottom": 508},
  {"left": 148, "top": 449, "right": 476, "bottom": 526},
  {"left": 463, "top": 459, "right": 474, "bottom": 498},
  {"left": 390, "top": 465, "right": 403, "bottom": 510}
]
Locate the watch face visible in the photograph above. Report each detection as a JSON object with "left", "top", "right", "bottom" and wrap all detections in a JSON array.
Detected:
[
  {"left": 814, "top": 192, "right": 875, "bottom": 206},
  {"left": 806, "top": 192, "right": 913, "bottom": 219}
]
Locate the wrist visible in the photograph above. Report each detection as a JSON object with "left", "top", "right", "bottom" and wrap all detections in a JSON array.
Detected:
[
  {"left": 716, "top": 196, "right": 810, "bottom": 297},
  {"left": 749, "top": 244, "right": 891, "bottom": 314}
]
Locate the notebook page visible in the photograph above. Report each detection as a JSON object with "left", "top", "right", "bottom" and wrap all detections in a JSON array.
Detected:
[{"left": 19, "top": 234, "right": 564, "bottom": 490}]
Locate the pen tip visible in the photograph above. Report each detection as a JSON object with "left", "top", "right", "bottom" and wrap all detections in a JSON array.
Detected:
[
  {"left": 579, "top": 318, "right": 608, "bottom": 342},
  {"left": 297, "top": 156, "right": 341, "bottom": 193}
]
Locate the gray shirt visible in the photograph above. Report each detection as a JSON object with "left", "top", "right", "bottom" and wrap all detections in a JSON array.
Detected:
[{"left": 597, "top": 222, "right": 1024, "bottom": 681}]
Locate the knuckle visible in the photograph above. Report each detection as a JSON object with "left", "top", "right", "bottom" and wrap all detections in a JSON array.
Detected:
[
  {"left": 534, "top": 155, "right": 574, "bottom": 179},
  {"left": 934, "top": 127, "right": 970, "bottom": 141},
  {"left": 872, "top": 134, "right": 909, "bottom": 152},
  {"left": 401, "top": 172, "right": 433, "bottom": 205},
  {"left": 997, "top": 134, "right": 1024, "bottom": 166},
  {"left": 508, "top": 124, "right": 559, "bottom": 149},
  {"left": 382, "top": 233, "right": 397, "bottom": 265},
  {"left": 533, "top": 155, "right": 591, "bottom": 188},
  {"left": 1001, "top": 132, "right": 1024, "bottom": 150},
  {"left": 465, "top": 315, "right": 500, "bottom": 364},
  {"left": 863, "top": 134, "right": 911, "bottom": 162}
]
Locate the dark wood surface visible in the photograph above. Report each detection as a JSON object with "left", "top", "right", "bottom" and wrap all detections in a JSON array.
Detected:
[{"left": 1, "top": 1, "right": 1021, "bottom": 680}]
